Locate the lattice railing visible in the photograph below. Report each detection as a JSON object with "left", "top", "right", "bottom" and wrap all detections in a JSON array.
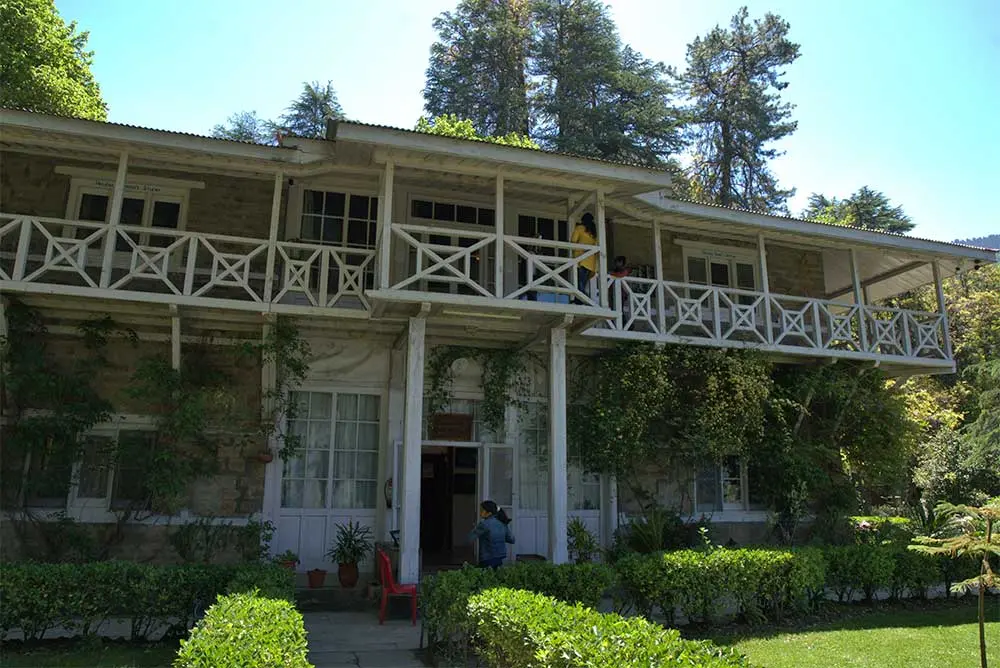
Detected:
[
  {"left": 389, "top": 224, "right": 495, "bottom": 297},
  {"left": 273, "top": 241, "right": 375, "bottom": 309},
  {"left": 504, "top": 235, "right": 599, "bottom": 306},
  {"left": 607, "top": 276, "right": 661, "bottom": 334}
]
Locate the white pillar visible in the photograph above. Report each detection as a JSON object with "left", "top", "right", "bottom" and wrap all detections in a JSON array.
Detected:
[
  {"left": 263, "top": 171, "right": 283, "bottom": 304},
  {"left": 850, "top": 248, "right": 868, "bottom": 352},
  {"left": 599, "top": 474, "right": 618, "bottom": 548},
  {"left": 399, "top": 316, "right": 426, "bottom": 583},
  {"left": 758, "top": 233, "right": 773, "bottom": 344},
  {"left": 170, "top": 305, "right": 181, "bottom": 371},
  {"left": 378, "top": 161, "right": 395, "bottom": 290},
  {"left": 652, "top": 221, "right": 667, "bottom": 334},
  {"left": 494, "top": 173, "right": 505, "bottom": 297},
  {"left": 259, "top": 314, "right": 282, "bottom": 540},
  {"left": 548, "top": 326, "right": 568, "bottom": 564},
  {"left": 595, "top": 191, "right": 608, "bottom": 308},
  {"left": 932, "top": 260, "right": 952, "bottom": 359},
  {"left": 99, "top": 151, "right": 128, "bottom": 288}
]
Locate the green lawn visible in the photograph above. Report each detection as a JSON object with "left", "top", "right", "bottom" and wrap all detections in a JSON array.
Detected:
[
  {"left": 704, "top": 601, "right": 1000, "bottom": 668},
  {"left": 1, "top": 640, "right": 179, "bottom": 668}
]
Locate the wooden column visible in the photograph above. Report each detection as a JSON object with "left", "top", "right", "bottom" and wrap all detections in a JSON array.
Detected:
[
  {"left": 399, "top": 316, "right": 426, "bottom": 583},
  {"left": 758, "top": 233, "right": 773, "bottom": 343},
  {"left": 932, "top": 260, "right": 952, "bottom": 360},
  {"left": 262, "top": 171, "right": 284, "bottom": 304},
  {"left": 595, "top": 191, "right": 608, "bottom": 308},
  {"left": 850, "top": 248, "right": 868, "bottom": 352},
  {"left": 378, "top": 161, "right": 395, "bottom": 290},
  {"left": 495, "top": 174, "right": 505, "bottom": 297},
  {"left": 259, "top": 314, "right": 281, "bottom": 539},
  {"left": 547, "top": 326, "right": 568, "bottom": 564},
  {"left": 599, "top": 474, "right": 618, "bottom": 549},
  {"left": 170, "top": 305, "right": 181, "bottom": 370},
  {"left": 652, "top": 221, "right": 667, "bottom": 334},
  {"left": 99, "top": 151, "right": 129, "bottom": 288}
]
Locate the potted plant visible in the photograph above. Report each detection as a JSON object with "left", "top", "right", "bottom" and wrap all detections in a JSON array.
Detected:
[
  {"left": 273, "top": 549, "right": 299, "bottom": 571},
  {"left": 326, "top": 520, "right": 373, "bottom": 589},
  {"left": 256, "top": 450, "right": 274, "bottom": 464},
  {"left": 306, "top": 567, "right": 327, "bottom": 589}
]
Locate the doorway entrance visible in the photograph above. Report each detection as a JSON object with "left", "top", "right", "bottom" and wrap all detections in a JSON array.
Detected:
[{"left": 420, "top": 445, "right": 478, "bottom": 570}]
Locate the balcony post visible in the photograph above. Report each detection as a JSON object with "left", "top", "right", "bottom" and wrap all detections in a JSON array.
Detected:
[
  {"left": 757, "top": 233, "right": 773, "bottom": 343},
  {"left": 932, "top": 260, "right": 952, "bottom": 359},
  {"left": 399, "top": 315, "right": 426, "bottom": 584},
  {"left": 548, "top": 325, "right": 569, "bottom": 564},
  {"left": 495, "top": 174, "right": 504, "bottom": 297},
  {"left": 170, "top": 305, "right": 181, "bottom": 371},
  {"left": 378, "top": 161, "right": 395, "bottom": 290},
  {"left": 849, "top": 248, "right": 869, "bottom": 352},
  {"left": 596, "top": 190, "right": 608, "bottom": 308},
  {"left": 99, "top": 151, "right": 129, "bottom": 288},
  {"left": 652, "top": 221, "right": 666, "bottom": 334},
  {"left": 263, "top": 171, "right": 283, "bottom": 305}
]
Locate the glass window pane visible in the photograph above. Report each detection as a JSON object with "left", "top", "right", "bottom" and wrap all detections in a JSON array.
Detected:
[
  {"left": 291, "top": 392, "right": 309, "bottom": 417},
  {"left": 299, "top": 215, "right": 321, "bottom": 241},
  {"left": 478, "top": 208, "right": 495, "bottom": 227},
  {"left": 518, "top": 215, "right": 535, "bottom": 237},
  {"left": 303, "top": 479, "right": 326, "bottom": 508},
  {"left": 305, "top": 450, "right": 329, "bottom": 478},
  {"left": 348, "top": 195, "right": 370, "bottom": 219},
  {"left": 310, "top": 393, "right": 333, "bottom": 419},
  {"left": 489, "top": 449, "right": 514, "bottom": 506},
  {"left": 78, "top": 436, "right": 111, "bottom": 498},
  {"left": 304, "top": 190, "right": 324, "bottom": 214},
  {"left": 357, "top": 423, "right": 379, "bottom": 451},
  {"left": 433, "top": 202, "right": 455, "bottom": 221},
  {"left": 412, "top": 199, "right": 433, "bottom": 219},
  {"left": 456, "top": 205, "right": 477, "bottom": 224},
  {"left": 736, "top": 263, "right": 756, "bottom": 290},
  {"left": 335, "top": 452, "right": 356, "bottom": 478},
  {"left": 321, "top": 219, "right": 343, "bottom": 244},
  {"left": 358, "top": 395, "right": 380, "bottom": 421},
  {"left": 356, "top": 452, "right": 378, "bottom": 479},
  {"left": 151, "top": 201, "right": 181, "bottom": 229},
  {"left": 308, "top": 422, "right": 332, "bottom": 451},
  {"left": 696, "top": 466, "right": 720, "bottom": 512},
  {"left": 337, "top": 394, "right": 358, "bottom": 420},
  {"left": 324, "top": 192, "right": 346, "bottom": 216},
  {"left": 347, "top": 219, "right": 368, "bottom": 246},
  {"left": 282, "top": 479, "right": 304, "bottom": 507},
  {"left": 119, "top": 198, "right": 145, "bottom": 226},
  {"left": 710, "top": 262, "right": 730, "bottom": 287},
  {"left": 284, "top": 455, "right": 305, "bottom": 478},
  {"left": 78, "top": 193, "right": 109, "bottom": 221},
  {"left": 369, "top": 197, "right": 378, "bottom": 220},
  {"left": 335, "top": 422, "right": 357, "bottom": 451},
  {"left": 687, "top": 257, "right": 707, "bottom": 284},
  {"left": 354, "top": 481, "right": 376, "bottom": 509},
  {"left": 538, "top": 218, "right": 554, "bottom": 240},
  {"left": 331, "top": 480, "right": 351, "bottom": 508}
]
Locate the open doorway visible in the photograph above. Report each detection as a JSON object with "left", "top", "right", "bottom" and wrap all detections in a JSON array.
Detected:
[{"left": 420, "top": 446, "right": 478, "bottom": 570}]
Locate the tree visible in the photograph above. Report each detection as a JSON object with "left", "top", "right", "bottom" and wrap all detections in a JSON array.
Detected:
[
  {"left": 0, "top": 0, "right": 107, "bottom": 120},
  {"left": 423, "top": 0, "right": 531, "bottom": 137},
  {"left": 414, "top": 114, "right": 539, "bottom": 149},
  {"left": 803, "top": 187, "right": 914, "bottom": 234},
  {"left": 277, "top": 81, "right": 344, "bottom": 138},
  {"left": 530, "top": 0, "right": 683, "bottom": 166},
  {"left": 210, "top": 110, "right": 276, "bottom": 144},
  {"left": 682, "top": 7, "right": 800, "bottom": 212}
]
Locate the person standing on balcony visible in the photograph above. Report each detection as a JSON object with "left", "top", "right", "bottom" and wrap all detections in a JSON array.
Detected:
[{"left": 571, "top": 213, "right": 598, "bottom": 304}]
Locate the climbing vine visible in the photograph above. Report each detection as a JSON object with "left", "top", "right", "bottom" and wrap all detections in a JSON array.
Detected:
[
  {"left": 425, "top": 345, "right": 530, "bottom": 436},
  {"left": 253, "top": 316, "right": 310, "bottom": 461}
]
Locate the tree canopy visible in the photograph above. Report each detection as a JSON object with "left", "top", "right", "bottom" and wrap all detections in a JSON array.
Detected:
[
  {"left": 209, "top": 110, "right": 275, "bottom": 144},
  {"left": 682, "top": 7, "right": 800, "bottom": 212},
  {"left": 804, "top": 187, "right": 915, "bottom": 234},
  {"left": 414, "top": 114, "right": 539, "bottom": 148},
  {"left": 211, "top": 80, "right": 344, "bottom": 143},
  {"left": 0, "top": 0, "right": 107, "bottom": 120}
]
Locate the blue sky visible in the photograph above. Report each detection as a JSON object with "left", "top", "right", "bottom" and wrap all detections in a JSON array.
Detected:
[{"left": 58, "top": 0, "right": 999, "bottom": 243}]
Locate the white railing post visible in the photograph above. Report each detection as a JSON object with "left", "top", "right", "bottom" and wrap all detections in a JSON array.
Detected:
[
  {"left": 653, "top": 221, "right": 666, "bottom": 334},
  {"left": 183, "top": 237, "right": 198, "bottom": 295},
  {"left": 901, "top": 309, "right": 913, "bottom": 357},
  {"left": 263, "top": 171, "right": 283, "bottom": 305},
  {"left": 13, "top": 217, "right": 33, "bottom": 280},
  {"left": 596, "top": 190, "right": 608, "bottom": 308},
  {"left": 757, "top": 233, "right": 773, "bottom": 344},
  {"left": 318, "top": 249, "right": 330, "bottom": 306},
  {"left": 712, "top": 288, "right": 722, "bottom": 340},
  {"left": 378, "top": 161, "right": 394, "bottom": 290},
  {"left": 548, "top": 325, "right": 569, "bottom": 564},
  {"left": 932, "top": 260, "right": 952, "bottom": 360},
  {"left": 100, "top": 151, "right": 128, "bottom": 288},
  {"left": 811, "top": 300, "right": 822, "bottom": 349},
  {"left": 849, "top": 248, "right": 869, "bottom": 352},
  {"left": 495, "top": 174, "right": 504, "bottom": 297}
]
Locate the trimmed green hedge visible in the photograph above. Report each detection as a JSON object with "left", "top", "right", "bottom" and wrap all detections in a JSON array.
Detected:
[
  {"left": 468, "top": 588, "right": 753, "bottom": 667},
  {"left": 0, "top": 561, "right": 294, "bottom": 641},
  {"left": 174, "top": 590, "right": 311, "bottom": 668},
  {"left": 615, "top": 547, "right": 825, "bottom": 624},
  {"left": 421, "top": 561, "right": 614, "bottom": 657}
]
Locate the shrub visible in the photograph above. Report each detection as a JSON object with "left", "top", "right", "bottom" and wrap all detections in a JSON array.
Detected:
[
  {"left": 888, "top": 548, "right": 941, "bottom": 600},
  {"left": 174, "top": 590, "right": 311, "bottom": 668},
  {"left": 567, "top": 518, "right": 600, "bottom": 564},
  {"left": 0, "top": 561, "right": 294, "bottom": 641},
  {"left": 467, "top": 588, "right": 752, "bottom": 667},
  {"left": 421, "top": 561, "right": 615, "bottom": 658},
  {"left": 850, "top": 516, "right": 914, "bottom": 546},
  {"left": 823, "top": 545, "right": 895, "bottom": 602}
]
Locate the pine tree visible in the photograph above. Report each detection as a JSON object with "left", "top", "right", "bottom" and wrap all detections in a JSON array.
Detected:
[
  {"left": 278, "top": 81, "right": 344, "bottom": 139},
  {"left": 423, "top": 0, "right": 531, "bottom": 137},
  {"left": 803, "top": 187, "right": 914, "bottom": 234},
  {"left": 210, "top": 110, "right": 276, "bottom": 144},
  {"left": 683, "top": 7, "right": 800, "bottom": 212}
]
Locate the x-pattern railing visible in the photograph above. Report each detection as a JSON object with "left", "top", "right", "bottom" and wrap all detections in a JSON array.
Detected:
[
  {"left": 864, "top": 306, "right": 910, "bottom": 357},
  {"left": 273, "top": 241, "right": 375, "bottom": 309},
  {"left": 504, "top": 236, "right": 598, "bottom": 305},
  {"left": 389, "top": 224, "right": 495, "bottom": 298},
  {"left": 607, "top": 276, "right": 660, "bottom": 334}
]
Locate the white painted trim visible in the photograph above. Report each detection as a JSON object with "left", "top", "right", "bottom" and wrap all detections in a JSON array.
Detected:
[
  {"left": 548, "top": 326, "right": 569, "bottom": 564},
  {"left": 55, "top": 165, "right": 206, "bottom": 189},
  {"left": 399, "top": 317, "right": 425, "bottom": 583}
]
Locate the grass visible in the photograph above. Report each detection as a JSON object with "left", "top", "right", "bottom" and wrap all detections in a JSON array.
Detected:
[
  {"left": 699, "top": 598, "right": 1000, "bottom": 668},
  {"left": 0, "top": 639, "right": 179, "bottom": 668}
]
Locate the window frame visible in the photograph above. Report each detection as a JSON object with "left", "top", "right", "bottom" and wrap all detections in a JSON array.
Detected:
[
  {"left": 64, "top": 178, "right": 191, "bottom": 242},
  {"left": 692, "top": 459, "right": 755, "bottom": 514},
  {"left": 678, "top": 240, "right": 760, "bottom": 292}
]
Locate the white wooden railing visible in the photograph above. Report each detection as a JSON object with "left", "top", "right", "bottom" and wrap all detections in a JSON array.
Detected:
[
  {"left": 504, "top": 235, "right": 599, "bottom": 306},
  {"left": 388, "top": 223, "right": 495, "bottom": 297},
  {"left": 602, "top": 276, "right": 948, "bottom": 361},
  {"left": 0, "top": 214, "right": 373, "bottom": 313}
]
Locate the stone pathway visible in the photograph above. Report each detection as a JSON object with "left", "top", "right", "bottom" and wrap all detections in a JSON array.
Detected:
[{"left": 304, "top": 611, "right": 424, "bottom": 668}]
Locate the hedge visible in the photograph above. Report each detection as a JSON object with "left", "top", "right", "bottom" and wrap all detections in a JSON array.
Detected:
[
  {"left": 174, "top": 590, "right": 311, "bottom": 668},
  {"left": 468, "top": 588, "right": 753, "bottom": 667},
  {"left": 615, "top": 547, "right": 825, "bottom": 625},
  {"left": 0, "top": 561, "right": 294, "bottom": 641},
  {"left": 421, "top": 561, "right": 615, "bottom": 657}
]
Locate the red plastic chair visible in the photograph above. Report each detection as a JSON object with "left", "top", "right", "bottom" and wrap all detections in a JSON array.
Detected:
[{"left": 377, "top": 548, "right": 417, "bottom": 625}]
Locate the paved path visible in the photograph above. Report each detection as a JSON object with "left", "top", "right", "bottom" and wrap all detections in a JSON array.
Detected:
[{"left": 304, "top": 611, "right": 425, "bottom": 667}]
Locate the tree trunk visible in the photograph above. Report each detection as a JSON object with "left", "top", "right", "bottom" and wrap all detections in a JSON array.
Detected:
[
  {"left": 979, "top": 515, "right": 992, "bottom": 668},
  {"left": 720, "top": 121, "right": 733, "bottom": 207}
]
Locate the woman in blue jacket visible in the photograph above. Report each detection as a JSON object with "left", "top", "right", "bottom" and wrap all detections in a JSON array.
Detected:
[{"left": 469, "top": 500, "right": 514, "bottom": 569}]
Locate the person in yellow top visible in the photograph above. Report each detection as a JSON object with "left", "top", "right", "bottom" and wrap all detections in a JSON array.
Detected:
[{"left": 570, "top": 213, "right": 598, "bottom": 303}]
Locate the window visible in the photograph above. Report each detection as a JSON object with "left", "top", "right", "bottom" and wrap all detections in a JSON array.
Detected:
[
  {"left": 282, "top": 391, "right": 381, "bottom": 510},
  {"left": 517, "top": 402, "right": 600, "bottom": 512},
  {"left": 408, "top": 198, "right": 497, "bottom": 295},
  {"left": 300, "top": 190, "right": 378, "bottom": 249},
  {"left": 694, "top": 457, "right": 760, "bottom": 513},
  {"left": 69, "top": 181, "right": 187, "bottom": 249},
  {"left": 410, "top": 198, "right": 495, "bottom": 227},
  {"left": 682, "top": 245, "right": 758, "bottom": 292},
  {"left": 422, "top": 398, "right": 502, "bottom": 443}
]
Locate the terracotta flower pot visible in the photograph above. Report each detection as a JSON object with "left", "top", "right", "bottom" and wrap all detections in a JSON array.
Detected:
[
  {"left": 279, "top": 560, "right": 297, "bottom": 571},
  {"left": 256, "top": 452, "right": 274, "bottom": 463},
  {"left": 307, "top": 568, "right": 327, "bottom": 589},
  {"left": 337, "top": 563, "right": 359, "bottom": 588}
]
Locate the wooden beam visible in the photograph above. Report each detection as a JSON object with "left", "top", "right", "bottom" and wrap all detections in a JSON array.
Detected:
[
  {"left": 758, "top": 233, "right": 773, "bottom": 344},
  {"left": 262, "top": 171, "right": 283, "bottom": 303},
  {"left": 495, "top": 173, "right": 504, "bottom": 298},
  {"left": 932, "top": 260, "right": 952, "bottom": 359},
  {"left": 399, "top": 315, "right": 426, "bottom": 584},
  {"left": 548, "top": 324, "right": 568, "bottom": 564},
  {"left": 653, "top": 221, "right": 667, "bottom": 334},
  {"left": 567, "top": 192, "right": 595, "bottom": 223},
  {"left": 378, "top": 161, "right": 395, "bottom": 290},
  {"left": 596, "top": 190, "right": 608, "bottom": 308},
  {"left": 826, "top": 260, "right": 928, "bottom": 300},
  {"left": 170, "top": 305, "right": 181, "bottom": 370},
  {"left": 99, "top": 151, "right": 128, "bottom": 288},
  {"left": 850, "top": 248, "right": 869, "bottom": 352}
]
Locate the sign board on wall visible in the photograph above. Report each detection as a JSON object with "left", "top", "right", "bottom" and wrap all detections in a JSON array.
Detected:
[{"left": 429, "top": 413, "right": 474, "bottom": 441}]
